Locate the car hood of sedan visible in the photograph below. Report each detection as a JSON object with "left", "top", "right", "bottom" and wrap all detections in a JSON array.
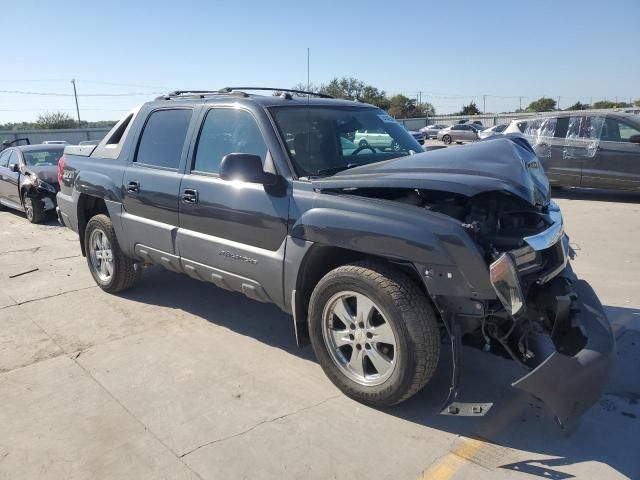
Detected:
[{"left": 312, "top": 136, "right": 550, "bottom": 207}]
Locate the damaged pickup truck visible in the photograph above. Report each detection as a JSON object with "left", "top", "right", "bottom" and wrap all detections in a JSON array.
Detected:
[{"left": 56, "top": 88, "right": 614, "bottom": 427}]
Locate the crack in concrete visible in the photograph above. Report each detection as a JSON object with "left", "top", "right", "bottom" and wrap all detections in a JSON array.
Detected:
[
  {"left": 179, "top": 395, "right": 341, "bottom": 458},
  {"left": 18, "top": 307, "right": 206, "bottom": 480},
  {"left": 0, "top": 285, "right": 96, "bottom": 311},
  {"left": 0, "top": 247, "right": 40, "bottom": 256}
]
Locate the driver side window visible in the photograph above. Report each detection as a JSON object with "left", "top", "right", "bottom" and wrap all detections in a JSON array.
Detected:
[
  {"left": 193, "top": 108, "right": 267, "bottom": 175},
  {"left": 0, "top": 151, "right": 9, "bottom": 168}
]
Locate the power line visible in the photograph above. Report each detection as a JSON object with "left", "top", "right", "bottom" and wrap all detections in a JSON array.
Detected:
[{"left": 0, "top": 89, "right": 161, "bottom": 97}]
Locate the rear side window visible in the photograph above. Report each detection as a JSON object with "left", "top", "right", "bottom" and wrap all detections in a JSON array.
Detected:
[
  {"left": 192, "top": 108, "right": 267, "bottom": 174},
  {"left": 136, "top": 109, "right": 192, "bottom": 169}
]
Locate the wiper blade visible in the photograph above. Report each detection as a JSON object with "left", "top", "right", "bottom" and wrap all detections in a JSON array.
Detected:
[{"left": 314, "top": 163, "right": 360, "bottom": 177}]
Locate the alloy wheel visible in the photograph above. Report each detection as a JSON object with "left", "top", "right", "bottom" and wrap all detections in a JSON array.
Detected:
[
  {"left": 88, "top": 229, "right": 114, "bottom": 281},
  {"left": 322, "top": 291, "right": 398, "bottom": 386}
]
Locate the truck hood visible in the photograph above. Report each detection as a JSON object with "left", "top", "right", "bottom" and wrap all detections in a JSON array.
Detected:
[{"left": 312, "top": 136, "right": 550, "bottom": 207}]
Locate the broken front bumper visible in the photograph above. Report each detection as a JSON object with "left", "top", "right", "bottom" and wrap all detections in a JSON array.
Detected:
[{"left": 512, "top": 276, "right": 615, "bottom": 428}]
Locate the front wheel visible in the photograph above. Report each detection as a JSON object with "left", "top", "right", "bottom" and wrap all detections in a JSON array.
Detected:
[
  {"left": 23, "top": 196, "right": 45, "bottom": 224},
  {"left": 442, "top": 135, "right": 452, "bottom": 145},
  {"left": 84, "top": 214, "right": 142, "bottom": 293},
  {"left": 308, "top": 261, "right": 440, "bottom": 407}
]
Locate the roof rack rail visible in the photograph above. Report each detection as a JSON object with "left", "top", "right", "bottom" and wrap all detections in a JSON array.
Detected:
[
  {"left": 220, "top": 87, "right": 333, "bottom": 99},
  {"left": 155, "top": 87, "right": 333, "bottom": 101},
  {"left": 155, "top": 90, "right": 224, "bottom": 100}
]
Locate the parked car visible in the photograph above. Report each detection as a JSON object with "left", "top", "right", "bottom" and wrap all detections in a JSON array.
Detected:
[
  {"left": 437, "top": 124, "right": 479, "bottom": 144},
  {"left": 522, "top": 112, "right": 640, "bottom": 190},
  {"left": 56, "top": 88, "right": 613, "bottom": 427},
  {"left": 42, "top": 140, "right": 69, "bottom": 145},
  {"left": 353, "top": 127, "right": 413, "bottom": 151},
  {"left": 0, "top": 144, "right": 63, "bottom": 223},
  {"left": 419, "top": 124, "right": 447, "bottom": 139},
  {"left": 478, "top": 124, "right": 508, "bottom": 139},
  {"left": 408, "top": 130, "right": 425, "bottom": 145}
]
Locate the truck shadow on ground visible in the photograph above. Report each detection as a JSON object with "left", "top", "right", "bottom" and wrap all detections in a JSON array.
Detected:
[
  {"left": 552, "top": 187, "right": 640, "bottom": 204},
  {"left": 120, "top": 267, "right": 640, "bottom": 479}
]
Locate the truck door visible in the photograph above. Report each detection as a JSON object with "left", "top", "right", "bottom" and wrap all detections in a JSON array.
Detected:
[
  {"left": 121, "top": 108, "right": 194, "bottom": 271},
  {"left": 177, "top": 106, "right": 290, "bottom": 306},
  {"left": 581, "top": 116, "right": 640, "bottom": 189}
]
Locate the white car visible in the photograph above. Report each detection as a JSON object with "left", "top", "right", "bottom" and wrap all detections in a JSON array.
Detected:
[
  {"left": 354, "top": 128, "right": 399, "bottom": 150},
  {"left": 478, "top": 124, "right": 508, "bottom": 139}
]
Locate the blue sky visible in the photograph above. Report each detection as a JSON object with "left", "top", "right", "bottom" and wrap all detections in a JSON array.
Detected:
[{"left": 1, "top": 0, "right": 638, "bottom": 123}]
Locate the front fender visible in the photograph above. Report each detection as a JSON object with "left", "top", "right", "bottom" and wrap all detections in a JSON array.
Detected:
[{"left": 291, "top": 204, "right": 494, "bottom": 300}]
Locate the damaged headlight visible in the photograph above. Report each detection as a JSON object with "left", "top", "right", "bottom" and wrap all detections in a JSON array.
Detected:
[
  {"left": 35, "top": 178, "right": 56, "bottom": 193},
  {"left": 489, "top": 253, "right": 525, "bottom": 316}
]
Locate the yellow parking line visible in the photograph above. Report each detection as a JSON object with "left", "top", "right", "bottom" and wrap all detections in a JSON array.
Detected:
[{"left": 418, "top": 437, "right": 488, "bottom": 479}]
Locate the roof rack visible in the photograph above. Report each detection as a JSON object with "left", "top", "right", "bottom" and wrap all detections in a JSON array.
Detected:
[
  {"left": 219, "top": 87, "right": 333, "bottom": 99},
  {"left": 155, "top": 87, "right": 333, "bottom": 101}
]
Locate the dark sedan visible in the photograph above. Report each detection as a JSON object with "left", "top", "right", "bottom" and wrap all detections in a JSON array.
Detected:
[{"left": 0, "top": 145, "right": 63, "bottom": 223}]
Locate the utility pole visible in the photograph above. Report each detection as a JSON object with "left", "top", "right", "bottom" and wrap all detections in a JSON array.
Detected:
[
  {"left": 557, "top": 96, "right": 560, "bottom": 111},
  {"left": 519, "top": 96, "right": 523, "bottom": 112},
  {"left": 71, "top": 79, "right": 81, "bottom": 127},
  {"left": 482, "top": 94, "right": 486, "bottom": 114}
]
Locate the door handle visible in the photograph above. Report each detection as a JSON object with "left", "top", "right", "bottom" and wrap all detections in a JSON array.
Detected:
[
  {"left": 127, "top": 181, "right": 140, "bottom": 193},
  {"left": 182, "top": 189, "right": 198, "bottom": 203}
]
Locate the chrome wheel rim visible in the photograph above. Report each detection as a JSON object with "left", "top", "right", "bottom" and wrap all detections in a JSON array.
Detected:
[
  {"left": 322, "top": 291, "right": 398, "bottom": 386},
  {"left": 88, "top": 229, "right": 114, "bottom": 282},
  {"left": 24, "top": 198, "right": 33, "bottom": 220}
]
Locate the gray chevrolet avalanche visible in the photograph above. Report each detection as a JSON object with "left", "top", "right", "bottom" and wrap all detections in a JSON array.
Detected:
[{"left": 56, "top": 88, "right": 614, "bottom": 427}]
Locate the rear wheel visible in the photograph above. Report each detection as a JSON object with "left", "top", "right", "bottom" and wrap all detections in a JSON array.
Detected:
[
  {"left": 308, "top": 261, "right": 440, "bottom": 407},
  {"left": 23, "top": 196, "right": 45, "bottom": 224},
  {"left": 358, "top": 139, "right": 369, "bottom": 148},
  {"left": 442, "top": 135, "right": 452, "bottom": 145},
  {"left": 85, "top": 214, "right": 142, "bottom": 293},
  {"left": 391, "top": 140, "right": 401, "bottom": 151}
]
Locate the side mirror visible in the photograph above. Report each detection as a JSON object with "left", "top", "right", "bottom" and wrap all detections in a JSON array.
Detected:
[
  {"left": 9, "top": 163, "right": 19, "bottom": 173},
  {"left": 629, "top": 134, "right": 640, "bottom": 144},
  {"left": 219, "top": 153, "right": 276, "bottom": 185}
]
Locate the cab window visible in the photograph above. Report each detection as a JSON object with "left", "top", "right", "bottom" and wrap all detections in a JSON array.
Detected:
[
  {"left": 135, "top": 109, "right": 192, "bottom": 169},
  {"left": 192, "top": 108, "right": 267, "bottom": 175}
]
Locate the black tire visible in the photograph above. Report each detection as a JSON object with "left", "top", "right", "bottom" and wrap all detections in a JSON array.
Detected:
[
  {"left": 442, "top": 135, "right": 452, "bottom": 145},
  {"left": 308, "top": 261, "right": 440, "bottom": 407},
  {"left": 358, "top": 139, "right": 369, "bottom": 148},
  {"left": 391, "top": 140, "right": 401, "bottom": 151},
  {"left": 23, "top": 196, "right": 45, "bottom": 224},
  {"left": 84, "top": 214, "right": 143, "bottom": 293}
]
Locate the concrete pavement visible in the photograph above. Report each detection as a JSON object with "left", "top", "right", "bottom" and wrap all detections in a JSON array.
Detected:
[{"left": 1, "top": 188, "right": 639, "bottom": 480}]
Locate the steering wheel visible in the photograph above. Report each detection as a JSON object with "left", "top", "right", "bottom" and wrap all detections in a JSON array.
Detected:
[{"left": 351, "top": 145, "right": 376, "bottom": 155}]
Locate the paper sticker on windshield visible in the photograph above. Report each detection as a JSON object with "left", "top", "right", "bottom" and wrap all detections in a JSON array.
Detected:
[{"left": 377, "top": 113, "right": 396, "bottom": 123}]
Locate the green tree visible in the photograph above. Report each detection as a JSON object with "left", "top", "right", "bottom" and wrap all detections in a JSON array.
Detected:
[
  {"left": 566, "top": 101, "right": 590, "bottom": 111},
  {"left": 458, "top": 101, "right": 481, "bottom": 116},
  {"left": 593, "top": 100, "right": 617, "bottom": 109},
  {"left": 36, "top": 111, "right": 77, "bottom": 129},
  {"left": 526, "top": 97, "right": 557, "bottom": 112},
  {"left": 634, "top": 99, "right": 640, "bottom": 107}
]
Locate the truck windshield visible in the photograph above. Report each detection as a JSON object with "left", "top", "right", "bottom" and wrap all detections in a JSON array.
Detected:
[{"left": 269, "top": 106, "right": 424, "bottom": 177}]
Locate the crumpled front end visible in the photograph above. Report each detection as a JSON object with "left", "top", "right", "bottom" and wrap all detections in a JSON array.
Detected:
[
  {"left": 481, "top": 202, "right": 615, "bottom": 427},
  {"left": 512, "top": 274, "right": 614, "bottom": 427}
]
